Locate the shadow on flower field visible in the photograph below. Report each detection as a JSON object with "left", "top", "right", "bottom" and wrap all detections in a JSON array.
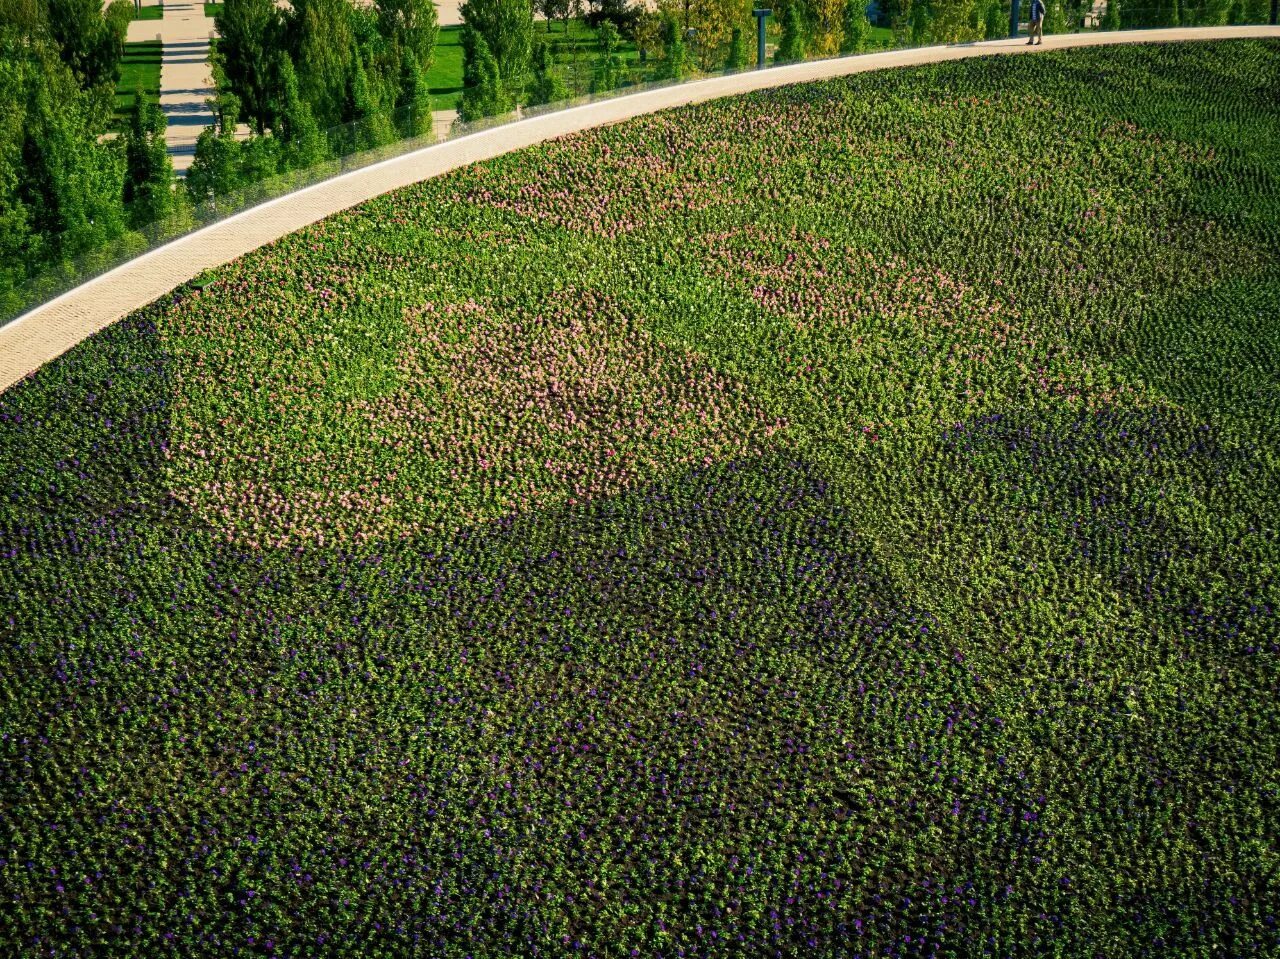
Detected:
[{"left": 3, "top": 38, "right": 1280, "bottom": 959}]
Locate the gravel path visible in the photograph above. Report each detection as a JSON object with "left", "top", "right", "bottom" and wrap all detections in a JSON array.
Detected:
[{"left": 2, "top": 26, "right": 1276, "bottom": 395}]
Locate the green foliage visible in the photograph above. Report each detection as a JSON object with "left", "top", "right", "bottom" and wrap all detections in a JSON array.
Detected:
[
  {"left": 655, "top": 12, "right": 689, "bottom": 79},
  {"left": 775, "top": 3, "right": 806, "bottom": 62},
  {"left": 840, "top": 0, "right": 873, "bottom": 51},
  {"left": 394, "top": 48, "right": 434, "bottom": 136},
  {"left": 121, "top": 90, "right": 174, "bottom": 227},
  {"left": 376, "top": 0, "right": 440, "bottom": 70},
  {"left": 0, "top": 29, "right": 126, "bottom": 309},
  {"left": 214, "top": 0, "right": 284, "bottom": 133},
  {"left": 46, "top": 0, "right": 127, "bottom": 90},
  {"left": 5, "top": 37, "right": 1280, "bottom": 959},
  {"left": 1045, "top": 0, "right": 1069, "bottom": 30},
  {"left": 186, "top": 100, "right": 246, "bottom": 199},
  {"left": 589, "top": 19, "right": 625, "bottom": 91},
  {"left": 984, "top": 0, "right": 1006, "bottom": 37},
  {"left": 460, "top": 0, "right": 534, "bottom": 90},
  {"left": 290, "top": 0, "right": 356, "bottom": 126},
  {"left": 726, "top": 25, "right": 748, "bottom": 67},
  {"left": 525, "top": 36, "right": 565, "bottom": 104},
  {"left": 345, "top": 52, "right": 394, "bottom": 147},
  {"left": 273, "top": 54, "right": 326, "bottom": 167},
  {"left": 1125, "top": 0, "right": 1180, "bottom": 25},
  {"left": 459, "top": 23, "right": 514, "bottom": 120}
]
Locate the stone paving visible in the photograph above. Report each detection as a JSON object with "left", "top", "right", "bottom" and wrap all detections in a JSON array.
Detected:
[
  {"left": 154, "top": 0, "right": 219, "bottom": 174},
  {"left": 2, "top": 26, "right": 1277, "bottom": 394}
]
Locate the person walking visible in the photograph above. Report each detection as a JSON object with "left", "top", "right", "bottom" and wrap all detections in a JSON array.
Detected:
[{"left": 1028, "top": 0, "right": 1046, "bottom": 44}]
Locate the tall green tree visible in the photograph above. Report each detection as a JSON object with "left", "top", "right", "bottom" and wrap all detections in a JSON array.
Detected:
[
  {"left": 376, "top": 0, "right": 439, "bottom": 68},
  {"left": 726, "top": 25, "right": 748, "bottom": 67},
  {"left": 983, "top": 0, "right": 1006, "bottom": 37},
  {"left": 272, "top": 54, "right": 325, "bottom": 168},
  {"left": 774, "top": 3, "right": 805, "bottom": 62},
  {"left": 654, "top": 12, "right": 689, "bottom": 78},
  {"left": 840, "top": 0, "right": 873, "bottom": 51},
  {"left": 46, "top": 0, "right": 125, "bottom": 90},
  {"left": 121, "top": 91, "right": 175, "bottom": 228},
  {"left": 289, "top": 0, "right": 356, "bottom": 127},
  {"left": 215, "top": 0, "right": 284, "bottom": 133},
  {"left": 459, "top": 23, "right": 515, "bottom": 120},
  {"left": 346, "top": 53, "right": 394, "bottom": 148},
  {"left": 460, "top": 0, "right": 534, "bottom": 92},
  {"left": 0, "top": 29, "right": 125, "bottom": 304},
  {"left": 394, "top": 48, "right": 433, "bottom": 136},
  {"left": 589, "top": 19, "right": 624, "bottom": 91},
  {"left": 526, "top": 36, "right": 565, "bottom": 104}
]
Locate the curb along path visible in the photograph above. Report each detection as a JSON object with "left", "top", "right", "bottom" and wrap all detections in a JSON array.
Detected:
[{"left": 2, "top": 26, "right": 1277, "bottom": 395}]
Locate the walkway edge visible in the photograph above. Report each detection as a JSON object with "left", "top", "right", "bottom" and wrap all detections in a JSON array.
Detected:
[{"left": 3, "top": 26, "right": 1277, "bottom": 395}]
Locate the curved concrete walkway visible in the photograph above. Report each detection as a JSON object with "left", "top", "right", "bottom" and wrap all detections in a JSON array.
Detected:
[{"left": 2, "top": 26, "right": 1277, "bottom": 395}]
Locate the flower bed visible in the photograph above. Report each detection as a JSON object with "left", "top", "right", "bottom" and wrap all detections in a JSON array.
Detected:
[{"left": 2, "top": 39, "right": 1279, "bottom": 957}]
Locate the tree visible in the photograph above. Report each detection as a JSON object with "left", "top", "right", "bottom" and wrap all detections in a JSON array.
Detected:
[
  {"left": 346, "top": 52, "right": 394, "bottom": 148},
  {"left": 537, "top": 0, "right": 566, "bottom": 30},
  {"left": 104, "top": 1, "right": 133, "bottom": 60},
  {"left": 121, "top": 91, "right": 175, "bottom": 228},
  {"left": 983, "top": 0, "right": 1005, "bottom": 37},
  {"left": 840, "top": 0, "right": 873, "bottom": 51},
  {"left": 215, "top": 0, "right": 284, "bottom": 133},
  {"left": 0, "top": 29, "right": 126, "bottom": 304},
  {"left": 273, "top": 55, "right": 325, "bottom": 167},
  {"left": 774, "top": 3, "right": 805, "bottom": 62},
  {"left": 187, "top": 96, "right": 246, "bottom": 201},
  {"left": 726, "top": 26, "right": 748, "bottom": 67},
  {"left": 1044, "top": 0, "right": 1069, "bottom": 31},
  {"left": 290, "top": 0, "right": 356, "bottom": 127},
  {"left": 394, "top": 48, "right": 433, "bottom": 136},
  {"left": 376, "top": 0, "right": 439, "bottom": 68},
  {"left": 526, "top": 37, "right": 565, "bottom": 104},
  {"left": 46, "top": 0, "right": 124, "bottom": 90},
  {"left": 631, "top": 8, "right": 664, "bottom": 61},
  {"left": 460, "top": 0, "right": 534, "bottom": 92},
  {"left": 1101, "top": 0, "right": 1120, "bottom": 27},
  {"left": 589, "top": 19, "right": 625, "bottom": 91},
  {"left": 654, "top": 12, "right": 689, "bottom": 78},
  {"left": 459, "top": 24, "right": 514, "bottom": 120},
  {"left": 805, "top": 0, "right": 847, "bottom": 55},
  {"left": 908, "top": 0, "right": 980, "bottom": 41}
]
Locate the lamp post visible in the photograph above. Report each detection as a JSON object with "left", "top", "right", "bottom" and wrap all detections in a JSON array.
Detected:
[
  {"left": 1009, "top": 0, "right": 1021, "bottom": 38},
  {"left": 753, "top": 9, "right": 771, "bottom": 69}
]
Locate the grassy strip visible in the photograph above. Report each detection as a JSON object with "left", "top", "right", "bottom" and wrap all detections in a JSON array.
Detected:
[{"left": 112, "top": 39, "right": 164, "bottom": 130}]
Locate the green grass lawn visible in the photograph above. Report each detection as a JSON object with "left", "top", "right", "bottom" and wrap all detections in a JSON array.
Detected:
[
  {"left": 112, "top": 39, "right": 163, "bottom": 129},
  {"left": 134, "top": 1, "right": 164, "bottom": 20},
  {"left": 425, "top": 24, "right": 465, "bottom": 110}
]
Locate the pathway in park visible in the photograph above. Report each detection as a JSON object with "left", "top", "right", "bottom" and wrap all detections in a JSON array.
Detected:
[
  {"left": 436, "top": 0, "right": 462, "bottom": 26},
  {"left": 2, "top": 25, "right": 1278, "bottom": 394},
  {"left": 139, "top": 0, "right": 217, "bottom": 175}
]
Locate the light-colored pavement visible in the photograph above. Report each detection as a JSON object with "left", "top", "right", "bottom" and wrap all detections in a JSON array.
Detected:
[
  {"left": 2, "top": 26, "right": 1277, "bottom": 395},
  {"left": 437, "top": 0, "right": 462, "bottom": 26},
  {"left": 152, "top": 0, "right": 218, "bottom": 174}
]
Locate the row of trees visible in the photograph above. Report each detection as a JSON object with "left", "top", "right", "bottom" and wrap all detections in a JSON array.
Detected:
[
  {"left": 1, "top": 0, "right": 179, "bottom": 310},
  {"left": 455, "top": 0, "right": 879, "bottom": 121},
  {"left": 194, "top": 0, "right": 439, "bottom": 198}
]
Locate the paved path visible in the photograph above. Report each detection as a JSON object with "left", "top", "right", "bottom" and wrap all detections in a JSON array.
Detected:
[
  {"left": 2, "top": 26, "right": 1277, "bottom": 395},
  {"left": 436, "top": 0, "right": 462, "bottom": 26},
  {"left": 153, "top": 0, "right": 218, "bottom": 174}
]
